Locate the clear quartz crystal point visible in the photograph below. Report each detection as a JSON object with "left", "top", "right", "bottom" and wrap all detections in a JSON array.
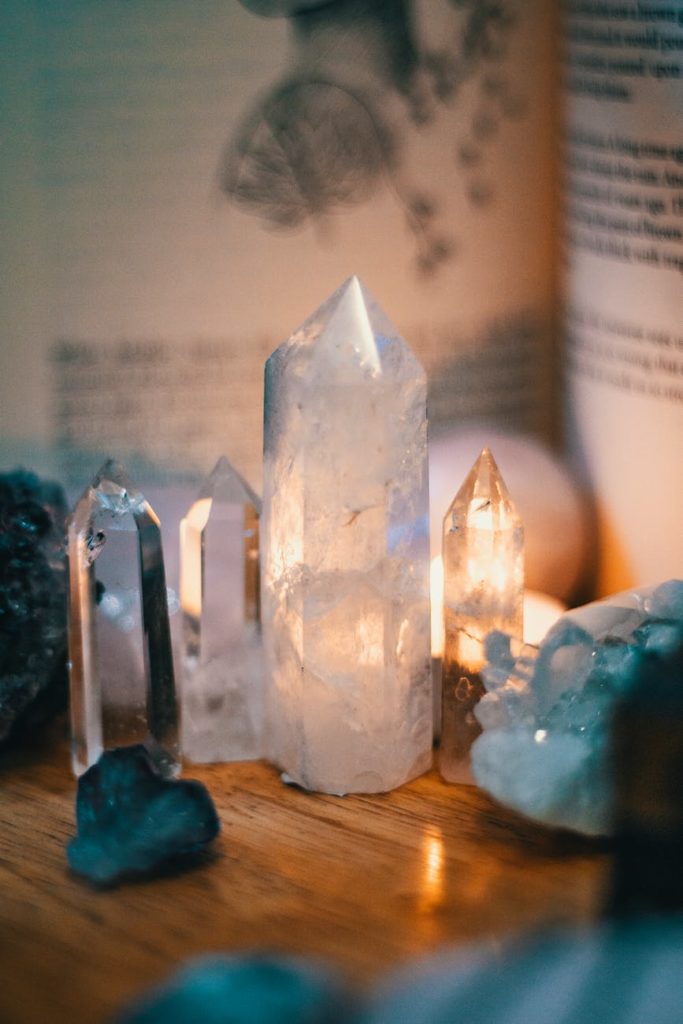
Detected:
[
  {"left": 440, "top": 447, "right": 523, "bottom": 784},
  {"left": 179, "top": 456, "right": 263, "bottom": 763},
  {"left": 68, "top": 459, "right": 178, "bottom": 777},
  {"left": 262, "top": 275, "right": 432, "bottom": 795}
]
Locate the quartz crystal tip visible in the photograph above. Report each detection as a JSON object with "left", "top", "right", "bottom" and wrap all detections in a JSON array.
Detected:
[
  {"left": 75, "top": 458, "right": 149, "bottom": 524},
  {"left": 444, "top": 447, "right": 521, "bottom": 535},
  {"left": 267, "top": 275, "right": 423, "bottom": 379},
  {"left": 93, "top": 457, "right": 130, "bottom": 489},
  {"left": 316, "top": 276, "right": 381, "bottom": 375},
  {"left": 199, "top": 456, "right": 261, "bottom": 510}
]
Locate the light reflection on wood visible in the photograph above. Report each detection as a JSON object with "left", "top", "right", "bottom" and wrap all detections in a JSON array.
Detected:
[
  {"left": 0, "top": 740, "right": 608, "bottom": 1024},
  {"left": 418, "top": 825, "right": 445, "bottom": 914}
]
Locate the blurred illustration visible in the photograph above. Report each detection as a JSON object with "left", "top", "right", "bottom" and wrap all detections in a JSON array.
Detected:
[{"left": 220, "top": 0, "right": 528, "bottom": 276}]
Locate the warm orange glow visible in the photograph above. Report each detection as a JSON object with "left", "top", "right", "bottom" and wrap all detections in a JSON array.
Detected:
[
  {"left": 357, "top": 612, "right": 384, "bottom": 666},
  {"left": 456, "top": 630, "right": 485, "bottom": 672},
  {"left": 430, "top": 556, "right": 444, "bottom": 657},
  {"left": 431, "top": 555, "right": 565, "bottom": 657},
  {"left": 523, "top": 590, "right": 566, "bottom": 645},
  {"left": 418, "top": 825, "right": 444, "bottom": 912},
  {"left": 179, "top": 502, "right": 209, "bottom": 621}
]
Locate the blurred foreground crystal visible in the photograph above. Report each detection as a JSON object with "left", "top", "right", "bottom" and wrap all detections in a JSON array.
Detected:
[
  {"left": 471, "top": 579, "right": 683, "bottom": 835},
  {"left": 608, "top": 614, "right": 683, "bottom": 915},
  {"left": 116, "top": 954, "right": 354, "bottom": 1024},
  {"left": 440, "top": 448, "right": 523, "bottom": 784},
  {"left": 367, "top": 919, "right": 683, "bottom": 1024},
  {"left": 180, "top": 456, "right": 263, "bottom": 763},
  {"left": 68, "top": 460, "right": 178, "bottom": 777},
  {"left": 262, "top": 276, "right": 432, "bottom": 794}
]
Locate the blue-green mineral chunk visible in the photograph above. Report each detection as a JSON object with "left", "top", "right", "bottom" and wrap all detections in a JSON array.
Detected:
[
  {"left": 472, "top": 580, "right": 683, "bottom": 836},
  {"left": 116, "top": 955, "right": 355, "bottom": 1024},
  {"left": 67, "top": 745, "right": 219, "bottom": 886},
  {"left": 0, "top": 469, "right": 68, "bottom": 746}
]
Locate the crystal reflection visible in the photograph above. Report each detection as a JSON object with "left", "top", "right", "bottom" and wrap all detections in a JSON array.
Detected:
[{"left": 418, "top": 825, "right": 445, "bottom": 914}]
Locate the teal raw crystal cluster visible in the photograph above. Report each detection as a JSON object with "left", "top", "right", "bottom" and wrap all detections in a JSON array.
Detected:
[
  {"left": 67, "top": 745, "right": 219, "bottom": 886},
  {"left": 0, "top": 470, "right": 68, "bottom": 745},
  {"left": 471, "top": 580, "right": 683, "bottom": 835}
]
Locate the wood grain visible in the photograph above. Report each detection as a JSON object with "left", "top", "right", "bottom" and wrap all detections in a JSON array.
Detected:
[{"left": 0, "top": 725, "right": 609, "bottom": 1024}]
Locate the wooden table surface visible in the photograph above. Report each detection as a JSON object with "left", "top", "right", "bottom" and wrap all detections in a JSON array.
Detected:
[{"left": 0, "top": 726, "right": 609, "bottom": 1024}]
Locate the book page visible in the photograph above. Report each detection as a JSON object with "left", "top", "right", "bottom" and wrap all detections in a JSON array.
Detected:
[
  {"left": 1, "top": 0, "right": 556, "bottom": 490},
  {"left": 562, "top": 0, "right": 683, "bottom": 591}
]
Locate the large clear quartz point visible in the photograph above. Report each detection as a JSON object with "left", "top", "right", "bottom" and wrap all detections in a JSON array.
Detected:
[
  {"left": 68, "top": 460, "right": 178, "bottom": 777},
  {"left": 180, "top": 456, "right": 263, "bottom": 763},
  {"left": 440, "top": 447, "right": 523, "bottom": 784},
  {"left": 262, "top": 275, "right": 432, "bottom": 794}
]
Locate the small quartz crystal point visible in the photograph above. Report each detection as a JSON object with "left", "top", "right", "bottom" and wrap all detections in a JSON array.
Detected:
[
  {"left": 440, "top": 447, "right": 523, "bottom": 785},
  {"left": 67, "top": 745, "right": 219, "bottom": 887},
  {"left": 180, "top": 455, "right": 263, "bottom": 763},
  {"left": 68, "top": 460, "right": 178, "bottom": 777},
  {"left": 262, "top": 276, "right": 432, "bottom": 795}
]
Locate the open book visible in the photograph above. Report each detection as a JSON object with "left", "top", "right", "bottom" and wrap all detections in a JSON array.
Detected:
[{"left": 1, "top": 1, "right": 681, "bottom": 593}]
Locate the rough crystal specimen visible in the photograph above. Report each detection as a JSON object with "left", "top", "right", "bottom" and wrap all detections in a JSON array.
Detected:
[
  {"left": 471, "top": 580, "right": 683, "bottom": 835},
  {"left": 440, "top": 448, "right": 523, "bottom": 784},
  {"left": 180, "top": 456, "right": 263, "bottom": 763},
  {"left": 68, "top": 460, "right": 178, "bottom": 777},
  {"left": 0, "top": 470, "right": 69, "bottom": 745},
  {"left": 116, "top": 954, "right": 354, "bottom": 1024},
  {"left": 67, "top": 745, "right": 219, "bottom": 886},
  {"left": 262, "top": 276, "right": 432, "bottom": 794}
]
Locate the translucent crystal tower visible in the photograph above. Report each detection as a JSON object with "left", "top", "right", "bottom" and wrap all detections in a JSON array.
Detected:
[
  {"left": 68, "top": 460, "right": 178, "bottom": 777},
  {"left": 180, "top": 456, "right": 263, "bottom": 763},
  {"left": 262, "top": 276, "right": 432, "bottom": 795},
  {"left": 440, "top": 447, "right": 523, "bottom": 784}
]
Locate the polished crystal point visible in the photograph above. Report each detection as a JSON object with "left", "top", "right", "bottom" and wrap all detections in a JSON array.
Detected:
[
  {"left": 440, "top": 447, "right": 523, "bottom": 784},
  {"left": 68, "top": 460, "right": 178, "bottom": 777},
  {"left": 180, "top": 456, "right": 263, "bottom": 763},
  {"left": 262, "top": 276, "right": 432, "bottom": 795}
]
